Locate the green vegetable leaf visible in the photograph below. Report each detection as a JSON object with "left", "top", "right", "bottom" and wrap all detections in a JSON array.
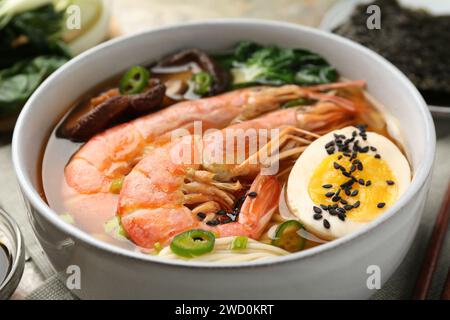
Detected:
[
  {"left": 0, "top": 2, "right": 71, "bottom": 118},
  {"left": 219, "top": 41, "right": 338, "bottom": 87},
  {"left": 0, "top": 55, "right": 67, "bottom": 116},
  {"left": 0, "top": 4, "right": 70, "bottom": 68}
]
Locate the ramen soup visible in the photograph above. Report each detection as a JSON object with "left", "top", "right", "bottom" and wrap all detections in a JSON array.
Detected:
[{"left": 42, "top": 42, "right": 412, "bottom": 262}]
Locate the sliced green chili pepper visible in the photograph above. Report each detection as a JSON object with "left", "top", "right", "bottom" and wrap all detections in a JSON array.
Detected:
[
  {"left": 190, "top": 71, "right": 213, "bottom": 96},
  {"left": 109, "top": 177, "right": 124, "bottom": 194},
  {"left": 271, "top": 220, "right": 305, "bottom": 252},
  {"left": 231, "top": 236, "right": 248, "bottom": 250},
  {"left": 119, "top": 66, "right": 150, "bottom": 95},
  {"left": 170, "top": 229, "right": 215, "bottom": 258}
]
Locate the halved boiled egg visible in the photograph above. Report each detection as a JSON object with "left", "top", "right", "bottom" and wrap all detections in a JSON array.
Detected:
[{"left": 286, "top": 126, "right": 411, "bottom": 240}]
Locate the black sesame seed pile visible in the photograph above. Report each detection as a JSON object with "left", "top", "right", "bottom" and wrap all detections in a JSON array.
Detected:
[
  {"left": 314, "top": 125, "right": 394, "bottom": 230},
  {"left": 197, "top": 191, "right": 258, "bottom": 226}
]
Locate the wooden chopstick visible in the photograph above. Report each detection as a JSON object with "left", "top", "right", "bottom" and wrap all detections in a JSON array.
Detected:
[
  {"left": 412, "top": 180, "right": 450, "bottom": 300},
  {"left": 441, "top": 268, "right": 450, "bottom": 300}
]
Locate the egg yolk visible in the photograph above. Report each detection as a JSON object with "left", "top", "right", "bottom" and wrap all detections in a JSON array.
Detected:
[{"left": 308, "top": 153, "right": 398, "bottom": 222}]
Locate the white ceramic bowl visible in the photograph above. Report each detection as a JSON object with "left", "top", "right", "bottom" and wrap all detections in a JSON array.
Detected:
[{"left": 12, "top": 20, "right": 435, "bottom": 299}]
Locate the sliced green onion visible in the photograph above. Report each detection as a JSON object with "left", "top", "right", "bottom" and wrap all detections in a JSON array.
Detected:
[
  {"left": 154, "top": 242, "right": 162, "bottom": 252},
  {"left": 104, "top": 216, "right": 128, "bottom": 240},
  {"left": 109, "top": 177, "right": 124, "bottom": 194},
  {"left": 170, "top": 229, "right": 215, "bottom": 258},
  {"left": 231, "top": 236, "right": 248, "bottom": 250},
  {"left": 271, "top": 220, "right": 305, "bottom": 252},
  {"left": 190, "top": 71, "right": 213, "bottom": 96},
  {"left": 119, "top": 66, "right": 150, "bottom": 95},
  {"left": 59, "top": 212, "right": 75, "bottom": 224}
]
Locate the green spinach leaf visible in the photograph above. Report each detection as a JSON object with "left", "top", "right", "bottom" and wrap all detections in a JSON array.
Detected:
[
  {"left": 217, "top": 41, "right": 338, "bottom": 88},
  {"left": 0, "top": 55, "right": 68, "bottom": 116}
]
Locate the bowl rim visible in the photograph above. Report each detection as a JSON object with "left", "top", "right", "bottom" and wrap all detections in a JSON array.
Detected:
[
  {"left": 12, "top": 19, "right": 435, "bottom": 269},
  {"left": 0, "top": 207, "right": 25, "bottom": 296}
]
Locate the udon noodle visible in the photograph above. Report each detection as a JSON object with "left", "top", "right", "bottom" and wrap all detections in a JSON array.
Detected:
[{"left": 157, "top": 237, "right": 289, "bottom": 262}]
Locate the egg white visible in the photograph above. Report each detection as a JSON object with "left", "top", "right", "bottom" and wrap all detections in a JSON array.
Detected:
[{"left": 286, "top": 126, "right": 411, "bottom": 240}]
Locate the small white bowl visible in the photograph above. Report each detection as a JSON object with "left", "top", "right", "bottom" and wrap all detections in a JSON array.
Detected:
[{"left": 12, "top": 20, "right": 435, "bottom": 299}]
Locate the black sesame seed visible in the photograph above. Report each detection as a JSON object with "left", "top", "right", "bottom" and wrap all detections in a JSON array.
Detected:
[
  {"left": 337, "top": 207, "right": 346, "bottom": 214},
  {"left": 325, "top": 192, "right": 335, "bottom": 198},
  {"left": 357, "top": 162, "right": 363, "bottom": 171},
  {"left": 358, "top": 179, "right": 365, "bottom": 185},
  {"left": 340, "top": 199, "right": 348, "bottom": 205},
  {"left": 366, "top": 180, "right": 372, "bottom": 187},
  {"left": 351, "top": 189, "right": 359, "bottom": 197},
  {"left": 216, "top": 209, "right": 227, "bottom": 215},
  {"left": 197, "top": 212, "right": 206, "bottom": 220},
  {"left": 338, "top": 213, "right": 346, "bottom": 221},
  {"left": 206, "top": 219, "right": 220, "bottom": 226},
  {"left": 352, "top": 131, "right": 357, "bottom": 137},
  {"left": 313, "top": 213, "right": 323, "bottom": 220},
  {"left": 329, "top": 209, "right": 337, "bottom": 216},
  {"left": 320, "top": 204, "right": 329, "bottom": 211},
  {"left": 233, "top": 196, "right": 246, "bottom": 211},
  {"left": 360, "top": 146, "right": 369, "bottom": 153},
  {"left": 345, "top": 189, "right": 351, "bottom": 196},
  {"left": 386, "top": 180, "right": 395, "bottom": 185},
  {"left": 313, "top": 206, "right": 322, "bottom": 214},
  {"left": 357, "top": 124, "right": 367, "bottom": 132},
  {"left": 220, "top": 216, "right": 232, "bottom": 224},
  {"left": 338, "top": 155, "right": 343, "bottom": 160},
  {"left": 333, "top": 162, "right": 341, "bottom": 170},
  {"left": 248, "top": 191, "right": 257, "bottom": 198},
  {"left": 326, "top": 147, "right": 335, "bottom": 155},
  {"left": 344, "top": 204, "right": 354, "bottom": 211},
  {"left": 353, "top": 200, "right": 361, "bottom": 208},
  {"left": 342, "top": 171, "right": 352, "bottom": 178},
  {"left": 377, "top": 202, "right": 386, "bottom": 208},
  {"left": 370, "top": 146, "right": 377, "bottom": 152},
  {"left": 350, "top": 165, "right": 356, "bottom": 173},
  {"left": 332, "top": 196, "right": 341, "bottom": 202},
  {"left": 325, "top": 141, "right": 335, "bottom": 149},
  {"left": 375, "top": 154, "right": 381, "bottom": 159},
  {"left": 342, "top": 179, "right": 354, "bottom": 188},
  {"left": 322, "top": 184, "right": 332, "bottom": 189},
  {"left": 323, "top": 219, "right": 331, "bottom": 229}
]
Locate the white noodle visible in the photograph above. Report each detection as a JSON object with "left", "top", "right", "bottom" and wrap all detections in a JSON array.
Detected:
[{"left": 157, "top": 237, "right": 289, "bottom": 262}]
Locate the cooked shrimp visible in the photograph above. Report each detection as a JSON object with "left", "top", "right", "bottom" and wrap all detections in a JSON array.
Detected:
[
  {"left": 118, "top": 88, "right": 369, "bottom": 248},
  {"left": 65, "top": 83, "right": 359, "bottom": 195},
  {"left": 63, "top": 81, "right": 368, "bottom": 233}
]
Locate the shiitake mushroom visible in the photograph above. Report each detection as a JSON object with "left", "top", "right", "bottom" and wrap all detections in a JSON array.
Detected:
[
  {"left": 154, "top": 49, "right": 230, "bottom": 96},
  {"left": 57, "top": 79, "right": 165, "bottom": 142}
]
